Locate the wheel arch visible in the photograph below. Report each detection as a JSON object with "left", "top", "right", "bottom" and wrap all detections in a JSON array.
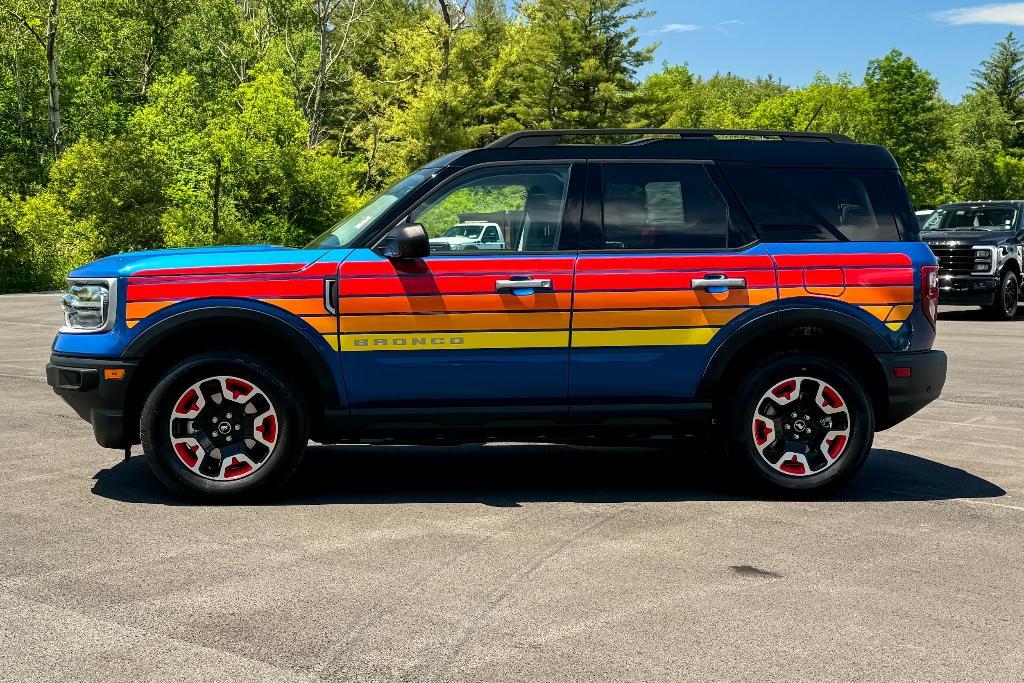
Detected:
[
  {"left": 122, "top": 304, "right": 344, "bottom": 444},
  {"left": 697, "top": 306, "right": 891, "bottom": 419}
]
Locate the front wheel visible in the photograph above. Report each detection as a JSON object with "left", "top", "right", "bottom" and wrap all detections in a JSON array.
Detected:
[
  {"left": 721, "top": 352, "right": 874, "bottom": 495},
  {"left": 140, "top": 351, "right": 308, "bottom": 500},
  {"left": 986, "top": 270, "right": 1019, "bottom": 320}
]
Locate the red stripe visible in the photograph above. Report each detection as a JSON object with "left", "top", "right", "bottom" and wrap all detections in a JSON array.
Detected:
[
  {"left": 574, "top": 270, "right": 777, "bottom": 292},
  {"left": 776, "top": 267, "right": 914, "bottom": 287},
  {"left": 340, "top": 274, "right": 576, "bottom": 296},
  {"left": 131, "top": 261, "right": 338, "bottom": 278},
  {"left": 576, "top": 254, "right": 774, "bottom": 271},
  {"left": 127, "top": 278, "right": 323, "bottom": 301},
  {"left": 341, "top": 257, "right": 575, "bottom": 277},
  {"left": 772, "top": 253, "right": 912, "bottom": 268}
]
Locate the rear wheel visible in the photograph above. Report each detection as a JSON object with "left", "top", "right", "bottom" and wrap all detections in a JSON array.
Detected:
[
  {"left": 987, "top": 270, "right": 1019, "bottom": 320},
  {"left": 140, "top": 351, "right": 308, "bottom": 500},
  {"left": 721, "top": 352, "right": 874, "bottom": 494}
]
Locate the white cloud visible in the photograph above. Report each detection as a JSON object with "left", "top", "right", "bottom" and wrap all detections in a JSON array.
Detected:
[
  {"left": 653, "top": 23, "right": 702, "bottom": 34},
  {"left": 933, "top": 3, "right": 1024, "bottom": 26}
]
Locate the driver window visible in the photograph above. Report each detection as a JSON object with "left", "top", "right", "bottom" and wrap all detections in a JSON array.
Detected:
[{"left": 409, "top": 165, "right": 571, "bottom": 254}]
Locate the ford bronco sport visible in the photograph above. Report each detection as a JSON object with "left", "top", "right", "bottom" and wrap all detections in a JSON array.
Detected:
[
  {"left": 921, "top": 201, "right": 1024, "bottom": 320},
  {"left": 47, "top": 128, "right": 947, "bottom": 500}
]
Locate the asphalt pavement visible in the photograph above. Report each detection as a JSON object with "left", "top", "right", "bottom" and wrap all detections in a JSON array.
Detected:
[{"left": 1, "top": 293, "right": 1022, "bottom": 682}]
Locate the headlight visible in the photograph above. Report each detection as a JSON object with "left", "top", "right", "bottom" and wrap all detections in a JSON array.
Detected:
[
  {"left": 972, "top": 247, "right": 995, "bottom": 273},
  {"left": 61, "top": 278, "right": 117, "bottom": 333}
]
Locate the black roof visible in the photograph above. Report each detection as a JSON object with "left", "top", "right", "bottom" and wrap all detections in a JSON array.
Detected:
[{"left": 442, "top": 129, "right": 899, "bottom": 170}]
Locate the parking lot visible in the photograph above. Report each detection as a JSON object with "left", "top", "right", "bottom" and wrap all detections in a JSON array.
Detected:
[{"left": 1, "top": 292, "right": 1023, "bottom": 682}]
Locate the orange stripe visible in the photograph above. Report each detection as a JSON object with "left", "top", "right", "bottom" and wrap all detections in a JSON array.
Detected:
[
  {"left": 262, "top": 297, "right": 329, "bottom": 316},
  {"left": 301, "top": 316, "right": 338, "bottom": 333},
  {"left": 340, "top": 311, "right": 569, "bottom": 333},
  {"left": 126, "top": 300, "right": 176, "bottom": 319},
  {"left": 860, "top": 305, "right": 892, "bottom": 321},
  {"left": 339, "top": 292, "right": 572, "bottom": 314},
  {"left": 573, "top": 308, "right": 745, "bottom": 329},
  {"left": 887, "top": 304, "right": 914, "bottom": 321},
  {"left": 779, "top": 286, "right": 913, "bottom": 305},
  {"left": 574, "top": 288, "right": 777, "bottom": 310}
]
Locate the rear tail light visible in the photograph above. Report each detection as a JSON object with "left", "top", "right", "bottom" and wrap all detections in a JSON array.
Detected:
[{"left": 922, "top": 265, "right": 939, "bottom": 329}]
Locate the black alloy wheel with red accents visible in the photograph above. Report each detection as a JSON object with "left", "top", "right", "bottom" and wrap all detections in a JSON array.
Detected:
[
  {"left": 722, "top": 352, "right": 874, "bottom": 494},
  {"left": 141, "top": 352, "right": 308, "bottom": 500}
]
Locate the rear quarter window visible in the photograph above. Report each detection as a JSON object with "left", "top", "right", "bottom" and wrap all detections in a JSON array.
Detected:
[{"left": 721, "top": 164, "right": 902, "bottom": 242}]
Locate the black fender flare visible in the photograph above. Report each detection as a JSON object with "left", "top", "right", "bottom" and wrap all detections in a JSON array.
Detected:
[
  {"left": 695, "top": 305, "right": 892, "bottom": 400},
  {"left": 123, "top": 305, "right": 342, "bottom": 408}
]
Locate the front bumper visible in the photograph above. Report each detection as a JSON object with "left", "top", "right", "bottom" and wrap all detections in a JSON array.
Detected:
[
  {"left": 46, "top": 354, "right": 137, "bottom": 449},
  {"left": 875, "top": 350, "right": 947, "bottom": 430},
  {"left": 937, "top": 274, "right": 999, "bottom": 306}
]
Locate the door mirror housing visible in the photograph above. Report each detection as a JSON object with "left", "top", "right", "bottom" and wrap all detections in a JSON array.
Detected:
[{"left": 380, "top": 224, "right": 430, "bottom": 260}]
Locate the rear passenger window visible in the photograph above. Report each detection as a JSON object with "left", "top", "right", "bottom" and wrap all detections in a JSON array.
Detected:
[
  {"left": 600, "top": 164, "right": 732, "bottom": 250},
  {"left": 722, "top": 164, "right": 901, "bottom": 242}
]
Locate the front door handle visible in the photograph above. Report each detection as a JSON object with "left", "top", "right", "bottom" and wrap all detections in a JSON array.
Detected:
[
  {"left": 691, "top": 275, "right": 747, "bottom": 290},
  {"left": 496, "top": 278, "right": 552, "bottom": 292}
]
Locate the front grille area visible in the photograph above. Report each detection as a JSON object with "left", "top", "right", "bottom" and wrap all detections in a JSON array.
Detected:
[{"left": 927, "top": 243, "right": 976, "bottom": 276}]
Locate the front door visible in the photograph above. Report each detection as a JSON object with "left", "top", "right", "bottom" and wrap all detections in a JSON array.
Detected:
[
  {"left": 337, "top": 162, "right": 584, "bottom": 433},
  {"left": 570, "top": 161, "right": 777, "bottom": 425}
]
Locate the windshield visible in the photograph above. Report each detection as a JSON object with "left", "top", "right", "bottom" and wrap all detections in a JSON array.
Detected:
[
  {"left": 923, "top": 206, "right": 1017, "bottom": 231},
  {"left": 442, "top": 225, "right": 484, "bottom": 239},
  {"left": 307, "top": 153, "right": 464, "bottom": 248}
]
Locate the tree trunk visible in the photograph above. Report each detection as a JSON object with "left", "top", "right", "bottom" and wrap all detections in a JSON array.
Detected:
[
  {"left": 212, "top": 159, "right": 222, "bottom": 236},
  {"left": 44, "top": 0, "right": 62, "bottom": 153}
]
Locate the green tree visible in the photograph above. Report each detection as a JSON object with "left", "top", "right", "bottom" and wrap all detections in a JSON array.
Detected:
[
  {"left": 863, "top": 49, "right": 946, "bottom": 204},
  {"left": 972, "top": 32, "right": 1024, "bottom": 121}
]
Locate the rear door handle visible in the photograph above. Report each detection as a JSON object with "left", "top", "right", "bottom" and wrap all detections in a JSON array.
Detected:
[
  {"left": 496, "top": 278, "right": 552, "bottom": 292},
  {"left": 691, "top": 275, "right": 747, "bottom": 290}
]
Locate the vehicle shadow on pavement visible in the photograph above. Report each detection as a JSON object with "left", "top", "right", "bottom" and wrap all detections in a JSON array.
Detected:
[
  {"left": 90, "top": 445, "right": 1005, "bottom": 506},
  {"left": 938, "top": 307, "right": 1023, "bottom": 322}
]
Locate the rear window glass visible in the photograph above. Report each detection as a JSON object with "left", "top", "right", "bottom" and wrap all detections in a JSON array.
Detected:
[
  {"left": 722, "top": 164, "right": 901, "bottom": 242},
  {"left": 600, "top": 163, "right": 733, "bottom": 250}
]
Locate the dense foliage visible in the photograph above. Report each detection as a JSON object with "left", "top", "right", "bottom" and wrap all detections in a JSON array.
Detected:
[{"left": 2, "top": 0, "right": 1024, "bottom": 291}]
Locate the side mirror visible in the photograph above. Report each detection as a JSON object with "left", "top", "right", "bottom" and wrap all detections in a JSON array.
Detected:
[{"left": 380, "top": 224, "right": 430, "bottom": 260}]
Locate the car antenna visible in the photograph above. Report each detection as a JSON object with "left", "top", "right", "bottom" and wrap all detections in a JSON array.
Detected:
[{"left": 804, "top": 104, "right": 825, "bottom": 131}]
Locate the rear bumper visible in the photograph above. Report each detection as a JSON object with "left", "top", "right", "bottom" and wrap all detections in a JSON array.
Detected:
[
  {"left": 875, "top": 350, "right": 947, "bottom": 430},
  {"left": 46, "top": 354, "right": 137, "bottom": 449}
]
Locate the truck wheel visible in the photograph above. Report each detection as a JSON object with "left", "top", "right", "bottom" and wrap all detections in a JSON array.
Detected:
[
  {"left": 987, "top": 270, "right": 1019, "bottom": 320},
  {"left": 140, "top": 351, "right": 308, "bottom": 500},
  {"left": 721, "top": 352, "right": 874, "bottom": 495}
]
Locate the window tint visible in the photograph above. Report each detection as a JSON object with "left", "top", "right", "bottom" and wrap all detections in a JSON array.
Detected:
[
  {"left": 410, "top": 165, "right": 571, "bottom": 253},
  {"left": 600, "top": 164, "right": 732, "bottom": 250},
  {"left": 722, "top": 164, "right": 901, "bottom": 242}
]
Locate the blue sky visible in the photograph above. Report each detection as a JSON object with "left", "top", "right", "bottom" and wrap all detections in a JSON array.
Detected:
[{"left": 636, "top": 1, "right": 1024, "bottom": 100}]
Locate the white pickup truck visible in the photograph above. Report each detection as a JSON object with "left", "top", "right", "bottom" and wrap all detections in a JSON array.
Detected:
[{"left": 428, "top": 221, "right": 506, "bottom": 251}]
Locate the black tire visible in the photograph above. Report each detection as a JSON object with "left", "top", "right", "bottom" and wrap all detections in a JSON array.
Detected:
[
  {"left": 140, "top": 351, "right": 308, "bottom": 501},
  {"left": 986, "top": 270, "right": 1019, "bottom": 320},
  {"left": 720, "top": 352, "right": 874, "bottom": 495}
]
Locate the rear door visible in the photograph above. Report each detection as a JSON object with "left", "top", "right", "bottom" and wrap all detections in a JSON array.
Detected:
[
  {"left": 337, "top": 162, "right": 584, "bottom": 432},
  {"left": 570, "top": 161, "right": 777, "bottom": 425}
]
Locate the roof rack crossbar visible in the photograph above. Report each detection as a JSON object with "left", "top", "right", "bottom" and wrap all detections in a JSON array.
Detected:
[{"left": 485, "top": 128, "right": 853, "bottom": 148}]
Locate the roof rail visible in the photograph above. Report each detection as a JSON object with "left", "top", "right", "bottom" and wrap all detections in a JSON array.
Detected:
[{"left": 485, "top": 128, "right": 853, "bottom": 148}]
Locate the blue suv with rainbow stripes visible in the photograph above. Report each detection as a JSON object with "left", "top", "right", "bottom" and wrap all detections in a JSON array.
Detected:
[{"left": 47, "top": 129, "right": 947, "bottom": 499}]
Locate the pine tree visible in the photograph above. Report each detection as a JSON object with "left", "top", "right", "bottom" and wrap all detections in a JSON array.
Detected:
[{"left": 972, "top": 32, "right": 1024, "bottom": 120}]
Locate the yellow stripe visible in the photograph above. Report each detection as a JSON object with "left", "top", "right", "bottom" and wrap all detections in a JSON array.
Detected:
[
  {"left": 126, "top": 320, "right": 139, "bottom": 329},
  {"left": 338, "top": 330, "right": 569, "bottom": 351},
  {"left": 324, "top": 334, "right": 340, "bottom": 351},
  {"left": 885, "top": 322, "right": 904, "bottom": 331},
  {"left": 572, "top": 327, "right": 718, "bottom": 347}
]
